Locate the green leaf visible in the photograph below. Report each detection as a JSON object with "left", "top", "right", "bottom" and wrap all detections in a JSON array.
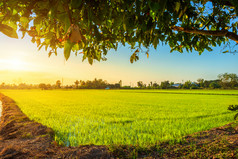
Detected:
[
  {"left": 153, "top": 36, "right": 158, "bottom": 49},
  {"left": 45, "top": 32, "right": 55, "bottom": 39},
  {"left": 113, "top": 16, "right": 123, "bottom": 27},
  {"left": 150, "top": 10, "right": 156, "bottom": 20},
  {"left": 20, "top": 17, "right": 29, "bottom": 28},
  {"left": 94, "top": 25, "right": 102, "bottom": 41},
  {"left": 123, "top": 23, "right": 126, "bottom": 31},
  {"left": 222, "top": 50, "right": 229, "bottom": 53},
  {"left": 130, "top": 49, "right": 139, "bottom": 63},
  {"left": 88, "top": 57, "right": 93, "bottom": 65},
  {"left": 12, "top": 9, "right": 18, "bottom": 15},
  {"left": 58, "top": 13, "right": 71, "bottom": 32},
  {"left": 31, "top": 37, "right": 35, "bottom": 43},
  {"left": 146, "top": 52, "right": 149, "bottom": 58},
  {"left": 64, "top": 40, "right": 74, "bottom": 60},
  {"left": 174, "top": 2, "right": 181, "bottom": 13},
  {"left": 178, "top": 5, "right": 187, "bottom": 18},
  {"left": 48, "top": 51, "right": 54, "bottom": 57},
  {"left": 159, "top": 0, "right": 167, "bottom": 14},
  {"left": 38, "top": 43, "right": 44, "bottom": 51},
  {"left": 149, "top": 2, "right": 160, "bottom": 12},
  {"left": 0, "top": 24, "right": 18, "bottom": 39},
  {"left": 71, "top": 0, "right": 82, "bottom": 9}
]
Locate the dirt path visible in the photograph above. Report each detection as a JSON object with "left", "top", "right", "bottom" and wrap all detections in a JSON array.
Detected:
[{"left": 0, "top": 93, "right": 237, "bottom": 158}]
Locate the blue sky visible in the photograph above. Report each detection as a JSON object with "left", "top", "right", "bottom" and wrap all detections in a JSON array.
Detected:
[{"left": 0, "top": 32, "right": 237, "bottom": 86}]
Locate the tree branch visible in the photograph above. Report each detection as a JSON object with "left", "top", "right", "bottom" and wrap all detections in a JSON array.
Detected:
[
  {"left": 208, "top": 0, "right": 233, "bottom": 7},
  {"left": 171, "top": 26, "right": 238, "bottom": 43}
]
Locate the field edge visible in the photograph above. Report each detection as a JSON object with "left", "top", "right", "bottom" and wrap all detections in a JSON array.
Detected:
[{"left": 0, "top": 93, "right": 237, "bottom": 158}]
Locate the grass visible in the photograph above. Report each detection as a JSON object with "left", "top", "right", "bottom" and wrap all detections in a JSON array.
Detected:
[{"left": 1, "top": 89, "right": 237, "bottom": 147}]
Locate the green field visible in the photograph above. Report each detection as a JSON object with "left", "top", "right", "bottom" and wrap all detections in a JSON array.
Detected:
[{"left": 1, "top": 89, "right": 238, "bottom": 147}]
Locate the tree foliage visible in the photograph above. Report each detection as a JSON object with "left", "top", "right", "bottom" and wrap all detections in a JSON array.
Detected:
[
  {"left": 160, "top": 80, "right": 170, "bottom": 89},
  {"left": 0, "top": 0, "right": 238, "bottom": 64},
  {"left": 137, "top": 81, "right": 144, "bottom": 88},
  {"left": 56, "top": 80, "right": 61, "bottom": 88},
  {"left": 218, "top": 72, "right": 238, "bottom": 88}
]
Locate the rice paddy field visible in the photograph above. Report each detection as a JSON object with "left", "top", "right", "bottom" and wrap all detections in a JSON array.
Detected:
[{"left": 1, "top": 89, "right": 238, "bottom": 147}]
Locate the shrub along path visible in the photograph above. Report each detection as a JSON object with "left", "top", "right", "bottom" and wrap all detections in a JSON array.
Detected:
[{"left": 0, "top": 93, "right": 237, "bottom": 158}]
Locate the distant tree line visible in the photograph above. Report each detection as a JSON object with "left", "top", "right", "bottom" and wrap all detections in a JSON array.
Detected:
[
  {"left": 0, "top": 73, "right": 237, "bottom": 90},
  {"left": 135, "top": 73, "right": 238, "bottom": 90},
  {"left": 0, "top": 78, "right": 122, "bottom": 90},
  {"left": 37, "top": 79, "right": 122, "bottom": 90}
]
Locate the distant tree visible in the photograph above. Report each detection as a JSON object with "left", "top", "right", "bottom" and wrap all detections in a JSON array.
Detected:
[
  {"left": 160, "top": 81, "right": 170, "bottom": 89},
  {"left": 146, "top": 81, "right": 152, "bottom": 89},
  {"left": 18, "top": 83, "right": 28, "bottom": 89},
  {"left": 197, "top": 78, "right": 204, "bottom": 88},
  {"left": 203, "top": 80, "right": 210, "bottom": 88},
  {"left": 190, "top": 85, "right": 198, "bottom": 89},
  {"left": 78, "top": 78, "right": 107, "bottom": 89},
  {"left": 119, "top": 80, "right": 122, "bottom": 88},
  {"left": 218, "top": 73, "right": 230, "bottom": 88},
  {"left": 143, "top": 84, "right": 147, "bottom": 88},
  {"left": 0, "top": 83, "right": 5, "bottom": 89},
  {"left": 122, "top": 86, "right": 131, "bottom": 89},
  {"left": 93, "top": 78, "right": 107, "bottom": 89},
  {"left": 39, "top": 83, "right": 47, "bottom": 90},
  {"left": 170, "top": 82, "right": 174, "bottom": 87},
  {"left": 56, "top": 80, "right": 61, "bottom": 89},
  {"left": 183, "top": 80, "right": 192, "bottom": 89},
  {"left": 152, "top": 82, "right": 159, "bottom": 89},
  {"left": 97, "top": 79, "right": 107, "bottom": 89},
  {"left": 84, "top": 80, "right": 91, "bottom": 88},
  {"left": 209, "top": 82, "right": 220, "bottom": 89},
  {"left": 79, "top": 80, "right": 86, "bottom": 88},
  {"left": 46, "top": 84, "right": 52, "bottom": 89},
  {"left": 178, "top": 84, "right": 183, "bottom": 89},
  {"left": 218, "top": 73, "right": 238, "bottom": 89},
  {"left": 74, "top": 80, "right": 79, "bottom": 89},
  {"left": 137, "top": 81, "right": 143, "bottom": 88},
  {"left": 191, "top": 82, "right": 199, "bottom": 89},
  {"left": 229, "top": 73, "right": 238, "bottom": 88},
  {"left": 65, "top": 85, "right": 73, "bottom": 89},
  {"left": 114, "top": 83, "right": 121, "bottom": 89}
]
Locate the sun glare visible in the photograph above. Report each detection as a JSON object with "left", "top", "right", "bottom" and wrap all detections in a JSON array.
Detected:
[
  {"left": 0, "top": 58, "right": 28, "bottom": 71},
  {"left": 9, "top": 59, "right": 25, "bottom": 70}
]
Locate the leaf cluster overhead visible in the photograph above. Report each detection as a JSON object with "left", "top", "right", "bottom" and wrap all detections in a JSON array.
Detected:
[{"left": 0, "top": 0, "right": 237, "bottom": 64}]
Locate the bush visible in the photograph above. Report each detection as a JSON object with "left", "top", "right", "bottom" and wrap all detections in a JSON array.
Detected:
[
  {"left": 190, "top": 85, "right": 198, "bottom": 89},
  {"left": 209, "top": 82, "right": 220, "bottom": 89},
  {"left": 228, "top": 105, "right": 238, "bottom": 120}
]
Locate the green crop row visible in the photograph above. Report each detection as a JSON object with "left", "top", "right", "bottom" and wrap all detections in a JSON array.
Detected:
[{"left": 1, "top": 89, "right": 237, "bottom": 147}]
